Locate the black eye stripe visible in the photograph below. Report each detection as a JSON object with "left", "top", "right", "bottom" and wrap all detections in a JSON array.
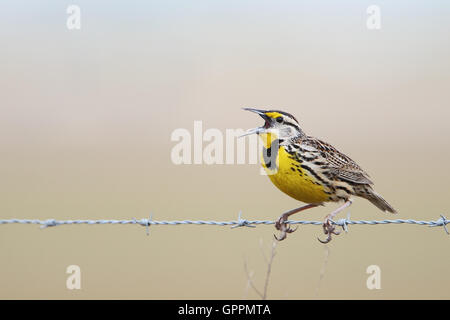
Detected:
[
  {"left": 276, "top": 116, "right": 283, "bottom": 123},
  {"left": 267, "top": 110, "right": 298, "bottom": 123},
  {"left": 284, "top": 122, "right": 299, "bottom": 129}
]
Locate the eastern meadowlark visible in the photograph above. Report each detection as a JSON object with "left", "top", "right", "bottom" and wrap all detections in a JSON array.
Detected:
[{"left": 243, "top": 108, "right": 397, "bottom": 243}]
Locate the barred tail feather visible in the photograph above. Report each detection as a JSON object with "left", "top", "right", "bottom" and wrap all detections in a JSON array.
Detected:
[{"left": 364, "top": 190, "right": 397, "bottom": 214}]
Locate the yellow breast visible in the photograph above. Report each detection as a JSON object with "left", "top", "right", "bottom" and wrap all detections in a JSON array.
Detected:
[{"left": 260, "top": 139, "right": 329, "bottom": 204}]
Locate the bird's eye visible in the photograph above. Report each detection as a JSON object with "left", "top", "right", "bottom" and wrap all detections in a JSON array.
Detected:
[{"left": 276, "top": 117, "right": 283, "bottom": 123}]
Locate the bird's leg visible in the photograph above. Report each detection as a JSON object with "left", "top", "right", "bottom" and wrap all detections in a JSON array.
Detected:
[
  {"left": 318, "top": 199, "right": 353, "bottom": 244},
  {"left": 275, "top": 204, "right": 319, "bottom": 241}
]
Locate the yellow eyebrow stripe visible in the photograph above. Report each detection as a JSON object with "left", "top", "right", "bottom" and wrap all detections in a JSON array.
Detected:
[{"left": 265, "top": 112, "right": 283, "bottom": 119}]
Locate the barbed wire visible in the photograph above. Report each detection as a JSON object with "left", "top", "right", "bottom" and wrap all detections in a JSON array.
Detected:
[{"left": 0, "top": 212, "right": 448, "bottom": 235}]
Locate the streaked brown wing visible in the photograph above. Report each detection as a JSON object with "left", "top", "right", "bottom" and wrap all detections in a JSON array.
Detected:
[{"left": 303, "top": 137, "right": 373, "bottom": 185}]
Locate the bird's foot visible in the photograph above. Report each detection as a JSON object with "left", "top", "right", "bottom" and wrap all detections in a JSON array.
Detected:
[
  {"left": 317, "top": 218, "right": 341, "bottom": 244},
  {"left": 274, "top": 213, "right": 298, "bottom": 241}
]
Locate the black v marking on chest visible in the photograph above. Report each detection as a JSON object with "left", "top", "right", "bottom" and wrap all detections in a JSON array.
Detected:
[{"left": 263, "top": 139, "right": 280, "bottom": 170}]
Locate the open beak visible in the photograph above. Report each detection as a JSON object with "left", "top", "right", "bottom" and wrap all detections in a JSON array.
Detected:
[{"left": 240, "top": 108, "right": 271, "bottom": 137}]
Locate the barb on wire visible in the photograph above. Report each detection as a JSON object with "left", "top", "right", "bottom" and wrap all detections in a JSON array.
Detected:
[
  {"left": 134, "top": 213, "right": 153, "bottom": 236},
  {"left": 336, "top": 213, "right": 352, "bottom": 233},
  {"left": 0, "top": 213, "right": 448, "bottom": 235},
  {"left": 436, "top": 215, "right": 449, "bottom": 235},
  {"left": 231, "top": 211, "right": 256, "bottom": 229}
]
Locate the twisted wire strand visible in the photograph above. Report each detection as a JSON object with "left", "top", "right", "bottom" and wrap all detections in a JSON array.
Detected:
[{"left": 0, "top": 213, "right": 448, "bottom": 234}]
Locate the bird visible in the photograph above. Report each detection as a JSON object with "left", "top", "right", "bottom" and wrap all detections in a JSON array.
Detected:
[{"left": 242, "top": 108, "right": 397, "bottom": 243}]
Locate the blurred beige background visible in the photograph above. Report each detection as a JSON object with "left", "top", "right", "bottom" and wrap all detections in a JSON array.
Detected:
[{"left": 1, "top": 0, "right": 449, "bottom": 299}]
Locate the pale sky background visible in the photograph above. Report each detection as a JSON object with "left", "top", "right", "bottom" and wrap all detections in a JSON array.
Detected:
[{"left": 0, "top": 1, "right": 449, "bottom": 299}]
